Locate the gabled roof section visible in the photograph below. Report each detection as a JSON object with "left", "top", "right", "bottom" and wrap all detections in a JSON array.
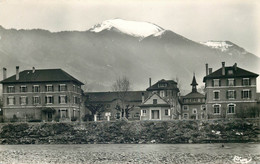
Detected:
[
  {"left": 182, "top": 91, "right": 205, "bottom": 99},
  {"left": 146, "top": 79, "right": 179, "bottom": 91},
  {"left": 86, "top": 91, "right": 148, "bottom": 103},
  {"left": 203, "top": 66, "right": 259, "bottom": 82},
  {"left": 0, "top": 69, "right": 84, "bottom": 85}
]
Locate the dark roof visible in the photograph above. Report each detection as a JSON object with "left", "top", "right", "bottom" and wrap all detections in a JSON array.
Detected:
[
  {"left": 146, "top": 79, "right": 179, "bottom": 91},
  {"left": 203, "top": 66, "right": 259, "bottom": 82},
  {"left": 0, "top": 69, "right": 84, "bottom": 85},
  {"left": 182, "top": 91, "right": 205, "bottom": 99},
  {"left": 191, "top": 75, "right": 198, "bottom": 86},
  {"left": 85, "top": 91, "right": 148, "bottom": 103},
  {"left": 139, "top": 104, "right": 171, "bottom": 107}
]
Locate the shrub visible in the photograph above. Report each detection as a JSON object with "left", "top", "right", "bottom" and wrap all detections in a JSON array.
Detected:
[
  {"left": 10, "top": 114, "right": 18, "bottom": 122},
  {"left": 28, "top": 119, "right": 42, "bottom": 122},
  {"left": 71, "top": 117, "right": 78, "bottom": 122}
]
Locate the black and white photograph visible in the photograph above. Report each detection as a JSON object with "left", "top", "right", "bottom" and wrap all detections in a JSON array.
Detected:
[{"left": 0, "top": 0, "right": 259, "bottom": 163}]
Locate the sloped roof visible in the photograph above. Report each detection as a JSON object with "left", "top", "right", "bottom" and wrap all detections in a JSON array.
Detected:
[
  {"left": 146, "top": 79, "right": 179, "bottom": 91},
  {"left": 203, "top": 66, "right": 258, "bottom": 82},
  {"left": 0, "top": 69, "right": 84, "bottom": 85},
  {"left": 191, "top": 75, "right": 198, "bottom": 86},
  {"left": 182, "top": 91, "right": 205, "bottom": 99},
  {"left": 85, "top": 91, "right": 148, "bottom": 103},
  {"left": 140, "top": 92, "right": 170, "bottom": 107}
]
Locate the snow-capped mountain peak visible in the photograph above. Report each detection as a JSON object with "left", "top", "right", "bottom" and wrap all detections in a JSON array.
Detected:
[
  {"left": 89, "top": 18, "right": 164, "bottom": 38},
  {"left": 200, "top": 41, "right": 233, "bottom": 52}
]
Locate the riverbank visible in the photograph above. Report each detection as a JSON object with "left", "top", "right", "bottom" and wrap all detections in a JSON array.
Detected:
[
  {"left": 0, "top": 144, "right": 259, "bottom": 164},
  {"left": 0, "top": 120, "right": 259, "bottom": 144}
]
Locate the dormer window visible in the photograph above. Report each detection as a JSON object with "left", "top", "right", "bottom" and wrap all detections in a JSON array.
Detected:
[
  {"left": 158, "top": 83, "right": 167, "bottom": 88},
  {"left": 228, "top": 70, "right": 234, "bottom": 75}
]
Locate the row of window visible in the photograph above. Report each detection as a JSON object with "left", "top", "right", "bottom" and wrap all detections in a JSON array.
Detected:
[
  {"left": 213, "top": 90, "right": 252, "bottom": 100},
  {"left": 213, "top": 104, "right": 235, "bottom": 114},
  {"left": 183, "top": 105, "right": 206, "bottom": 111},
  {"left": 6, "top": 84, "right": 81, "bottom": 93},
  {"left": 7, "top": 96, "right": 81, "bottom": 105},
  {"left": 140, "top": 109, "right": 170, "bottom": 116},
  {"left": 183, "top": 98, "right": 205, "bottom": 103},
  {"left": 211, "top": 78, "right": 251, "bottom": 87}
]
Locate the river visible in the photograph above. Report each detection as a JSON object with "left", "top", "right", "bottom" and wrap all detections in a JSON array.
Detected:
[{"left": 0, "top": 143, "right": 259, "bottom": 164}]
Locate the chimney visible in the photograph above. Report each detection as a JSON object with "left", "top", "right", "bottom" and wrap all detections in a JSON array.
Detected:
[
  {"left": 32, "top": 67, "right": 35, "bottom": 73},
  {"left": 206, "top": 63, "right": 209, "bottom": 76},
  {"left": 209, "top": 68, "right": 213, "bottom": 74},
  {"left": 233, "top": 63, "right": 237, "bottom": 71},
  {"left": 16, "top": 66, "right": 19, "bottom": 80},
  {"left": 141, "top": 92, "right": 145, "bottom": 103},
  {"left": 149, "top": 78, "right": 151, "bottom": 87},
  {"left": 221, "top": 62, "right": 225, "bottom": 75},
  {"left": 3, "top": 67, "right": 7, "bottom": 80}
]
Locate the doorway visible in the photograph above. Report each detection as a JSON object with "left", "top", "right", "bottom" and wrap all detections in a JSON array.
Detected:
[{"left": 151, "top": 110, "right": 160, "bottom": 120}]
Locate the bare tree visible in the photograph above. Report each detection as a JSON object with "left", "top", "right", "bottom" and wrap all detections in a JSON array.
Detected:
[
  {"left": 112, "top": 76, "right": 131, "bottom": 119},
  {"left": 172, "top": 76, "right": 182, "bottom": 92},
  {"left": 85, "top": 97, "right": 104, "bottom": 121}
]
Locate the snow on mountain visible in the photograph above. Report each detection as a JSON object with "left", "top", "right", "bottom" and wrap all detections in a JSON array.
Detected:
[
  {"left": 89, "top": 19, "right": 164, "bottom": 38},
  {"left": 200, "top": 41, "right": 233, "bottom": 52}
]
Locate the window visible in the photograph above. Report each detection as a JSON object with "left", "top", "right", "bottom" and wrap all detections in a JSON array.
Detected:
[
  {"left": 46, "top": 85, "right": 54, "bottom": 92},
  {"left": 46, "top": 95, "right": 54, "bottom": 104},
  {"left": 227, "top": 90, "right": 235, "bottom": 99},
  {"left": 60, "top": 109, "right": 67, "bottom": 118},
  {"left": 160, "top": 91, "right": 165, "bottom": 97},
  {"left": 183, "top": 105, "right": 189, "bottom": 111},
  {"left": 20, "top": 96, "right": 28, "bottom": 105},
  {"left": 192, "top": 109, "right": 197, "bottom": 114},
  {"left": 32, "top": 85, "right": 40, "bottom": 92},
  {"left": 141, "top": 109, "right": 147, "bottom": 116},
  {"left": 20, "top": 85, "right": 27, "bottom": 92},
  {"left": 7, "top": 96, "right": 15, "bottom": 105},
  {"left": 213, "top": 79, "right": 220, "bottom": 87},
  {"left": 183, "top": 113, "right": 189, "bottom": 119},
  {"left": 59, "top": 95, "right": 67, "bottom": 104},
  {"left": 228, "top": 70, "right": 234, "bottom": 75},
  {"left": 59, "top": 84, "right": 67, "bottom": 92},
  {"left": 213, "top": 104, "right": 220, "bottom": 114},
  {"left": 33, "top": 96, "right": 40, "bottom": 104},
  {"left": 7, "top": 86, "right": 15, "bottom": 93},
  {"left": 213, "top": 91, "right": 220, "bottom": 100},
  {"left": 165, "top": 109, "right": 170, "bottom": 116},
  {"left": 242, "top": 78, "right": 250, "bottom": 86},
  {"left": 153, "top": 99, "right": 157, "bottom": 104},
  {"left": 227, "top": 104, "right": 235, "bottom": 114},
  {"left": 228, "top": 79, "right": 234, "bottom": 86},
  {"left": 242, "top": 90, "right": 251, "bottom": 99}
]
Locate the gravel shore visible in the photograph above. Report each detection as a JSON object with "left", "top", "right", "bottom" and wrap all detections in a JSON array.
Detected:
[{"left": 0, "top": 149, "right": 259, "bottom": 164}]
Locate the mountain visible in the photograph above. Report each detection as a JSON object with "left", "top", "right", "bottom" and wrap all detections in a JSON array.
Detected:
[
  {"left": 89, "top": 18, "right": 164, "bottom": 38},
  {"left": 0, "top": 20, "right": 259, "bottom": 93}
]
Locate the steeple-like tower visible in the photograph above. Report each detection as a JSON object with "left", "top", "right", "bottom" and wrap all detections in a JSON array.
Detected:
[{"left": 191, "top": 73, "right": 198, "bottom": 93}]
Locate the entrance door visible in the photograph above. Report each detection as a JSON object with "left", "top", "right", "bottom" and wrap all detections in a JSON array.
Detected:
[
  {"left": 151, "top": 110, "right": 160, "bottom": 119},
  {"left": 47, "top": 112, "right": 53, "bottom": 121}
]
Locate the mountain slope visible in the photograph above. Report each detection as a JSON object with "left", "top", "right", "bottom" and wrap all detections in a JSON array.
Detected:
[{"left": 0, "top": 21, "right": 259, "bottom": 93}]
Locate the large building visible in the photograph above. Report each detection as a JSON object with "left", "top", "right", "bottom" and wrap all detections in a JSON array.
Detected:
[
  {"left": 203, "top": 62, "right": 259, "bottom": 119},
  {"left": 140, "top": 79, "right": 181, "bottom": 120},
  {"left": 0, "top": 67, "right": 84, "bottom": 122},
  {"left": 180, "top": 74, "right": 206, "bottom": 120}
]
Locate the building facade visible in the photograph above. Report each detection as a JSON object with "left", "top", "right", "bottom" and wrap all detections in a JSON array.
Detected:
[
  {"left": 140, "top": 79, "right": 181, "bottom": 120},
  {"left": 0, "top": 67, "right": 83, "bottom": 122},
  {"left": 180, "top": 74, "right": 206, "bottom": 120},
  {"left": 203, "top": 62, "right": 259, "bottom": 119}
]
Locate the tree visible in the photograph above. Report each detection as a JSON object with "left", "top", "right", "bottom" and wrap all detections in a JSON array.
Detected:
[
  {"left": 112, "top": 76, "right": 131, "bottom": 119},
  {"left": 85, "top": 98, "right": 105, "bottom": 121},
  {"left": 236, "top": 106, "right": 260, "bottom": 119}
]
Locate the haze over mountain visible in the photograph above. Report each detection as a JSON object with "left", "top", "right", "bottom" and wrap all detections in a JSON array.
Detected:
[{"left": 0, "top": 19, "right": 259, "bottom": 93}]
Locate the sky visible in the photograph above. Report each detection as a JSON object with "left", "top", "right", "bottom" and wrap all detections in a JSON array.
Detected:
[{"left": 0, "top": 0, "right": 260, "bottom": 57}]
